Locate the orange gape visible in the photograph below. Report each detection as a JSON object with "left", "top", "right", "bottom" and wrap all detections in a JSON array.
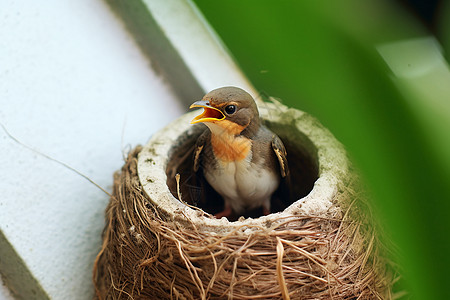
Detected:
[{"left": 210, "top": 120, "right": 251, "bottom": 162}]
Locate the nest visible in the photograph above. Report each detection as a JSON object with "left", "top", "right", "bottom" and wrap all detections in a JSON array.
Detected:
[
  {"left": 93, "top": 104, "right": 394, "bottom": 299},
  {"left": 93, "top": 147, "right": 392, "bottom": 299}
]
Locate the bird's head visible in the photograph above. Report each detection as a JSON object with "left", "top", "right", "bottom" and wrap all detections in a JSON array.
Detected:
[{"left": 190, "top": 87, "right": 259, "bottom": 136}]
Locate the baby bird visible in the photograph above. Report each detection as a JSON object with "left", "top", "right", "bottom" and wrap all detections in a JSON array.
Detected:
[{"left": 190, "top": 87, "right": 288, "bottom": 218}]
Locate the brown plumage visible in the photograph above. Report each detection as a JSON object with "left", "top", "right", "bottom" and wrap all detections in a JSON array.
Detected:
[{"left": 190, "top": 86, "right": 289, "bottom": 218}]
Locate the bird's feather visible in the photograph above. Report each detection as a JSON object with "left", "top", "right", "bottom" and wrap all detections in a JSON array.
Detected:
[
  {"left": 272, "top": 135, "right": 289, "bottom": 178},
  {"left": 193, "top": 130, "right": 208, "bottom": 172}
]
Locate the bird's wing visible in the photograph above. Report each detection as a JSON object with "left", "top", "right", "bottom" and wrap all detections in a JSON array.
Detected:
[
  {"left": 271, "top": 135, "right": 289, "bottom": 178},
  {"left": 193, "top": 130, "right": 209, "bottom": 172}
]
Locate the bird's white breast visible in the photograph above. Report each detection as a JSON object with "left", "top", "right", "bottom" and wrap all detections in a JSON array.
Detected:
[{"left": 204, "top": 152, "right": 279, "bottom": 213}]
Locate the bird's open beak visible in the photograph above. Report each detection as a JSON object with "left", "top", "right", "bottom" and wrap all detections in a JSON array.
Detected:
[{"left": 189, "top": 100, "right": 225, "bottom": 124}]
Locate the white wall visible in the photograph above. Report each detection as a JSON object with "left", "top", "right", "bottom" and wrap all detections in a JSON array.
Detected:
[{"left": 0, "top": 0, "right": 183, "bottom": 299}]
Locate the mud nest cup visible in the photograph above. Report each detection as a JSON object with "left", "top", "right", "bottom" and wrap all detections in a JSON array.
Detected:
[{"left": 93, "top": 100, "right": 393, "bottom": 299}]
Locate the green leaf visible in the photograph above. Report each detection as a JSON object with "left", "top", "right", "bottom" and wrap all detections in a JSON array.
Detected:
[{"left": 193, "top": 0, "right": 450, "bottom": 298}]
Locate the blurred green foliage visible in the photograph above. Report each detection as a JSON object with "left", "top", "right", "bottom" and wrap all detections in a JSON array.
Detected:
[
  {"left": 439, "top": 0, "right": 450, "bottom": 62},
  {"left": 192, "top": 0, "right": 450, "bottom": 298}
]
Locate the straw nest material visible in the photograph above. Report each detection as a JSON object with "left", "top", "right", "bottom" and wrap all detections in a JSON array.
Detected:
[{"left": 93, "top": 102, "right": 394, "bottom": 299}]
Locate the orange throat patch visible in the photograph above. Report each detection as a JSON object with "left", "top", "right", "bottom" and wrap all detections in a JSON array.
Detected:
[
  {"left": 207, "top": 120, "right": 251, "bottom": 162},
  {"left": 210, "top": 133, "right": 251, "bottom": 162}
]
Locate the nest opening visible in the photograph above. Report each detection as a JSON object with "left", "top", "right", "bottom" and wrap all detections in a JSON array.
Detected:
[{"left": 166, "top": 122, "right": 319, "bottom": 220}]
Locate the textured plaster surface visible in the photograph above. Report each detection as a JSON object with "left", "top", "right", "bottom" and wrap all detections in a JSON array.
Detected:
[{"left": 0, "top": 0, "right": 183, "bottom": 299}]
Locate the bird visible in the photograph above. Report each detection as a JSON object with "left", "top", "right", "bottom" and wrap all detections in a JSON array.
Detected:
[{"left": 189, "top": 86, "right": 289, "bottom": 218}]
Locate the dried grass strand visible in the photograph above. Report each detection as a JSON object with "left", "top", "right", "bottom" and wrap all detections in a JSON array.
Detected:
[{"left": 276, "top": 238, "right": 290, "bottom": 300}]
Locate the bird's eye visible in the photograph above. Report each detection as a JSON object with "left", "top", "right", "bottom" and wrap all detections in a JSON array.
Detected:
[{"left": 225, "top": 105, "right": 236, "bottom": 115}]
